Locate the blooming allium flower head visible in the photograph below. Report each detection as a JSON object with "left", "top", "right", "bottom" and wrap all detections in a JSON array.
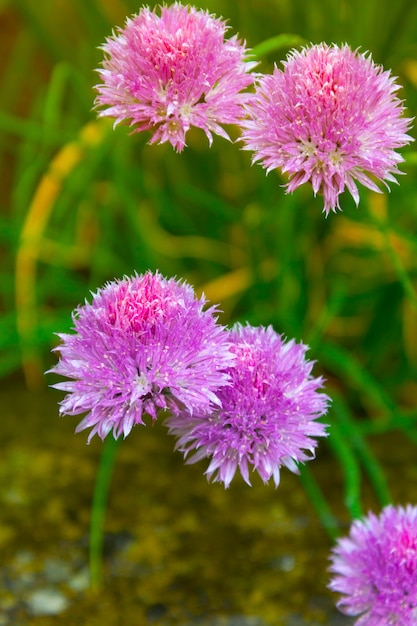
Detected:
[
  {"left": 94, "top": 2, "right": 256, "bottom": 151},
  {"left": 166, "top": 323, "right": 329, "bottom": 488},
  {"left": 239, "top": 43, "right": 414, "bottom": 215},
  {"left": 49, "top": 271, "right": 235, "bottom": 442},
  {"left": 329, "top": 505, "right": 417, "bottom": 625}
]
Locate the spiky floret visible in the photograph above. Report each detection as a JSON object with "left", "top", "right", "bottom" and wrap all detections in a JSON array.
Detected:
[
  {"left": 167, "top": 323, "right": 329, "bottom": 487},
  {"left": 49, "top": 271, "right": 235, "bottom": 442},
  {"left": 240, "top": 43, "right": 413, "bottom": 214},
  {"left": 95, "top": 2, "right": 256, "bottom": 151},
  {"left": 329, "top": 505, "right": 417, "bottom": 625}
]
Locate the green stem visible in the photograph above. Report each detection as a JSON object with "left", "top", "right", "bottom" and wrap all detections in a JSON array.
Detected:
[
  {"left": 378, "top": 0, "right": 417, "bottom": 61},
  {"left": 298, "top": 464, "right": 339, "bottom": 540},
  {"left": 89, "top": 435, "right": 121, "bottom": 590},
  {"left": 365, "top": 205, "right": 417, "bottom": 308},
  {"left": 251, "top": 34, "right": 306, "bottom": 60},
  {"left": 326, "top": 420, "right": 363, "bottom": 520},
  {"left": 353, "top": 435, "right": 391, "bottom": 507},
  {"left": 332, "top": 394, "right": 391, "bottom": 509}
]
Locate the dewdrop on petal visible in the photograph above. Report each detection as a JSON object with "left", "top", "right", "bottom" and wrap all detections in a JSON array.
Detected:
[
  {"left": 49, "top": 271, "right": 235, "bottom": 442},
  {"left": 240, "top": 43, "right": 413, "bottom": 215},
  {"left": 94, "top": 2, "right": 256, "bottom": 152},
  {"left": 166, "top": 323, "right": 329, "bottom": 488}
]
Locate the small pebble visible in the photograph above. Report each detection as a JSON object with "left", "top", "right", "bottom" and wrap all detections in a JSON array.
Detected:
[
  {"left": 26, "top": 587, "right": 69, "bottom": 616},
  {"left": 44, "top": 558, "right": 72, "bottom": 583},
  {"left": 67, "top": 567, "right": 90, "bottom": 592}
]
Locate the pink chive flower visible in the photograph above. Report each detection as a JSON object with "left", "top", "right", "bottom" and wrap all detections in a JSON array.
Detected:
[
  {"left": 94, "top": 2, "right": 256, "bottom": 152},
  {"left": 49, "top": 271, "right": 235, "bottom": 442},
  {"left": 329, "top": 505, "right": 417, "bottom": 625},
  {"left": 239, "top": 43, "right": 413, "bottom": 215},
  {"left": 166, "top": 323, "right": 329, "bottom": 488}
]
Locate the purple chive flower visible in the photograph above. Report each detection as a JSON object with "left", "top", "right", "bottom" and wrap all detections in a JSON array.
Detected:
[
  {"left": 166, "top": 323, "right": 329, "bottom": 488},
  {"left": 329, "top": 505, "right": 417, "bottom": 625},
  {"left": 49, "top": 271, "right": 235, "bottom": 442},
  {"left": 239, "top": 43, "right": 413, "bottom": 215},
  {"left": 94, "top": 2, "right": 256, "bottom": 152}
]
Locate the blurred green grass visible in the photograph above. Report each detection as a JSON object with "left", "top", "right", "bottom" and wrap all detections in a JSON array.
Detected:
[{"left": 1, "top": 0, "right": 417, "bottom": 517}]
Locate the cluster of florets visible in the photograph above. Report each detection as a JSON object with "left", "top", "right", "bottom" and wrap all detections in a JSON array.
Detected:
[
  {"left": 240, "top": 43, "right": 413, "bottom": 215},
  {"left": 166, "top": 323, "right": 329, "bottom": 487},
  {"left": 50, "top": 271, "right": 329, "bottom": 487},
  {"left": 95, "top": 3, "right": 413, "bottom": 213},
  {"left": 50, "top": 271, "right": 235, "bottom": 442},
  {"left": 50, "top": 5, "right": 416, "bottom": 624},
  {"left": 95, "top": 2, "right": 256, "bottom": 152},
  {"left": 329, "top": 505, "right": 417, "bottom": 625}
]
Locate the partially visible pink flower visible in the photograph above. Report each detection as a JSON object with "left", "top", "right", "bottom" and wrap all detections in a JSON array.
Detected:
[
  {"left": 49, "top": 271, "right": 235, "bottom": 442},
  {"left": 166, "top": 323, "right": 329, "bottom": 488},
  {"left": 240, "top": 43, "right": 413, "bottom": 215},
  {"left": 94, "top": 2, "right": 256, "bottom": 151},
  {"left": 329, "top": 505, "right": 417, "bottom": 625}
]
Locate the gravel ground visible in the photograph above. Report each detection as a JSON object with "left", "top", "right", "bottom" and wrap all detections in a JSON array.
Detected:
[{"left": 0, "top": 382, "right": 376, "bottom": 626}]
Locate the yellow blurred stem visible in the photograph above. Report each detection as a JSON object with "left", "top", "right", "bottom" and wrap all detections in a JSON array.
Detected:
[
  {"left": 137, "top": 200, "right": 240, "bottom": 264},
  {"left": 200, "top": 258, "right": 276, "bottom": 303},
  {"left": 15, "top": 121, "right": 106, "bottom": 390},
  {"left": 368, "top": 193, "right": 417, "bottom": 307}
]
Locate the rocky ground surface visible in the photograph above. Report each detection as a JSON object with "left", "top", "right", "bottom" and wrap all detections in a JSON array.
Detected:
[{"left": 8, "top": 381, "right": 413, "bottom": 625}]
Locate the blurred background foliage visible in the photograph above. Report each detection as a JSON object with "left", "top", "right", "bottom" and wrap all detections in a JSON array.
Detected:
[{"left": 1, "top": 0, "right": 417, "bottom": 515}]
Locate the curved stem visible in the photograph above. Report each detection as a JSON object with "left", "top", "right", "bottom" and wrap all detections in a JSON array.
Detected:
[
  {"left": 298, "top": 464, "right": 339, "bottom": 540},
  {"left": 326, "top": 419, "right": 363, "bottom": 520},
  {"left": 15, "top": 120, "right": 106, "bottom": 389},
  {"left": 251, "top": 34, "right": 306, "bottom": 61},
  {"left": 332, "top": 394, "right": 391, "bottom": 509}
]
